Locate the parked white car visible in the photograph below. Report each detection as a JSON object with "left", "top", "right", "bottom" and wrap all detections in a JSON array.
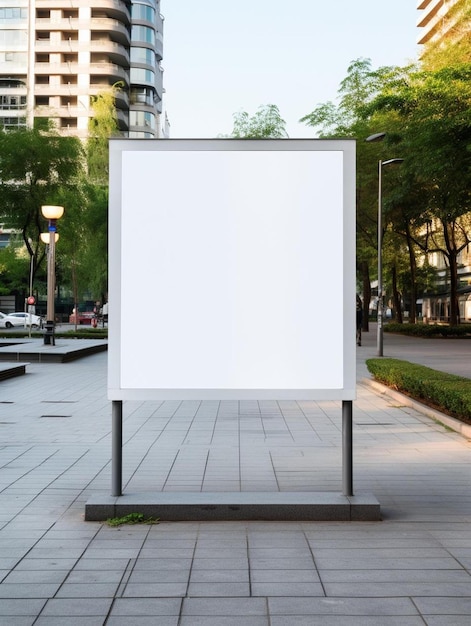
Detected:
[{"left": 0, "top": 311, "right": 42, "bottom": 329}]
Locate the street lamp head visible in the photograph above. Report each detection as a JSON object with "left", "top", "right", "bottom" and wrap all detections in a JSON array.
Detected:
[
  {"left": 40, "top": 232, "right": 60, "bottom": 244},
  {"left": 382, "top": 158, "right": 404, "bottom": 167},
  {"left": 366, "top": 132, "right": 386, "bottom": 143},
  {"left": 41, "top": 205, "right": 64, "bottom": 220}
]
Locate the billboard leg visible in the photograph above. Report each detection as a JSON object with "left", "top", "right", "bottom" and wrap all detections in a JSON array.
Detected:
[
  {"left": 342, "top": 400, "right": 353, "bottom": 496},
  {"left": 111, "top": 400, "right": 123, "bottom": 497}
]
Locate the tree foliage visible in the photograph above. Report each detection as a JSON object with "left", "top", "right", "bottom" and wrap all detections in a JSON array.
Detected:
[
  {"left": 87, "top": 87, "right": 120, "bottom": 184},
  {"left": 367, "top": 63, "right": 471, "bottom": 324},
  {"left": 300, "top": 32, "right": 471, "bottom": 325},
  {"left": 231, "top": 104, "right": 288, "bottom": 138},
  {"left": 0, "top": 125, "right": 85, "bottom": 295}
]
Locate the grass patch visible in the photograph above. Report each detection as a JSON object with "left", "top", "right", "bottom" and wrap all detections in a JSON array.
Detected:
[{"left": 105, "top": 512, "right": 159, "bottom": 527}]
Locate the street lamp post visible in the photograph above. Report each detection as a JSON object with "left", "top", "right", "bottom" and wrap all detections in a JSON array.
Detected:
[
  {"left": 27, "top": 237, "right": 34, "bottom": 338},
  {"left": 376, "top": 158, "right": 404, "bottom": 355},
  {"left": 41, "top": 205, "right": 64, "bottom": 345},
  {"left": 366, "top": 133, "right": 403, "bottom": 356}
]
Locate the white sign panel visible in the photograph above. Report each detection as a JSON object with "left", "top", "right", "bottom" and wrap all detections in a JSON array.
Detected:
[{"left": 108, "top": 139, "right": 356, "bottom": 400}]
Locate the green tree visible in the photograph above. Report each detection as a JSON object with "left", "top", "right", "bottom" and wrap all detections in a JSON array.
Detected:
[
  {"left": 368, "top": 63, "right": 471, "bottom": 325},
  {"left": 0, "top": 125, "right": 85, "bottom": 293},
  {"left": 0, "top": 239, "right": 33, "bottom": 297},
  {"left": 299, "top": 59, "right": 404, "bottom": 329},
  {"left": 231, "top": 104, "right": 288, "bottom": 138},
  {"left": 87, "top": 86, "right": 121, "bottom": 184}
]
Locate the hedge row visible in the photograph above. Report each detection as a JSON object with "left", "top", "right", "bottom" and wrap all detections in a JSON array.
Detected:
[
  {"left": 366, "top": 358, "right": 471, "bottom": 424},
  {"left": 384, "top": 323, "right": 471, "bottom": 337}
]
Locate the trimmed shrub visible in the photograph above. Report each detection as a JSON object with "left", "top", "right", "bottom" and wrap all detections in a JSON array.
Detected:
[
  {"left": 384, "top": 323, "right": 471, "bottom": 338},
  {"left": 366, "top": 358, "right": 471, "bottom": 424}
]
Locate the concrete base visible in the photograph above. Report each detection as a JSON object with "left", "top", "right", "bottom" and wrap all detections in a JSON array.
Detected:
[
  {"left": 0, "top": 362, "right": 27, "bottom": 381},
  {"left": 0, "top": 339, "right": 107, "bottom": 363},
  {"left": 85, "top": 491, "right": 381, "bottom": 522}
]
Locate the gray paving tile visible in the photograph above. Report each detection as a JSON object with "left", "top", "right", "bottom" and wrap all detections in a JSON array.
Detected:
[
  {"left": 127, "top": 569, "right": 189, "bottom": 583},
  {"left": 107, "top": 618, "right": 179, "bottom": 626},
  {"left": 268, "top": 597, "right": 420, "bottom": 615},
  {"left": 319, "top": 569, "right": 471, "bottom": 583},
  {"left": 315, "top": 557, "right": 461, "bottom": 570},
  {"left": 182, "top": 597, "right": 267, "bottom": 615},
  {"left": 180, "top": 615, "right": 269, "bottom": 626},
  {"left": 255, "top": 581, "right": 325, "bottom": 596},
  {"left": 187, "top": 582, "right": 250, "bottom": 596},
  {"left": 109, "top": 598, "right": 182, "bottom": 616},
  {"left": 2, "top": 570, "right": 68, "bottom": 584},
  {"left": 66, "top": 570, "right": 125, "bottom": 584},
  {"left": 413, "top": 597, "right": 471, "bottom": 615},
  {"left": 34, "top": 615, "right": 103, "bottom": 626},
  {"left": 54, "top": 582, "right": 120, "bottom": 597},
  {"left": 132, "top": 558, "right": 192, "bottom": 571},
  {"left": 0, "top": 599, "right": 46, "bottom": 616},
  {"left": 270, "top": 618, "right": 426, "bottom": 626},
  {"left": 189, "top": 569, "right": 249, "bottom": 583},
  {"left": 192, "top": 558, "right": 248, "bottom": 570},
  {"left": 325, "top": 582, "right": 471, "bottom": 596},
  {"left": 38, "top": 598, "right": 113, "bottom": 616},
  {"left": 424, "top": 618, "right": 471, "bottom": 626},
  {"left": 0, "top": 583, "right": 61, "bottom": 598},
  {"left": 72, "top": 559, "right": 131, "bottom": 571},
  {"left": 137, "top": 548, "right": 195, "bottom": 558},
  {"left": 250, "top": 558, "right": 316, "bottom": 569},
  {"left": 252, "top": 569, "right": 320, "bottom": 583},
  {"left": 122, "top": 582, "right": 187, "bottom": 597}
]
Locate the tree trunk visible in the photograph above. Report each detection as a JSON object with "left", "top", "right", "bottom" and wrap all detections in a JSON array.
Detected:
[
  {"left": 405, "top": 225, "right": 417, "bottom": 323},
  {"left": 442, "top": 219, "right": 460, "bottom": 326},
  {"left": 391, "top": 264, "right": 403, "bottom": 323},
  {"left": 448, "top": 251, "right": 460, "bottom": 326}
]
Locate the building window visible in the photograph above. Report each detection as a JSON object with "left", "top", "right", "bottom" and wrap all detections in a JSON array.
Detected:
[
  {"left": 0, "top": 7, "right": 28, "bottom": 20},
  {"left": 131, "top": 25, "right": 155, "bottom": 45},
  {"left": 131, "top": 3, "right": 156, "bottom": 22},
  {"left": 130, "top": 67, "right": 155, "bottom": 83},
  {"left": 0, "top": 30, "right": 28, "bottom": 45},
  {"left": 0, "top": 51, "right": 27, "bottom": 64},
  {"left": 130, "top": 110, "right": 155, "bottom": 129},
  {"left": 131, "top": 47, "right": 154, "bottom": 65},
  {"left": 130, "top": 87, "right": 155, "bottom": 106},
  {"left": 0, "top": 116, "right": 26, "bottom": 128},
  {"left": 0, "top": 95, "right": 26, "bottom": 109}
]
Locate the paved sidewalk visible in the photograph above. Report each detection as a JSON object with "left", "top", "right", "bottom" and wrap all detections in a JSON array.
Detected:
[{"left": 0, "top": 329, "right": 469, "bottom": 624}]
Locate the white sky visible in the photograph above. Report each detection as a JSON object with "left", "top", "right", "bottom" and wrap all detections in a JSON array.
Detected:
[{"left": 161, "top": 0, "right": 420, "bottom": 138}]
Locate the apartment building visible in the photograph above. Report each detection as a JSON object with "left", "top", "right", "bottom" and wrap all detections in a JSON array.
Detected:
[
  {"left": 0, "top": 0, "right": 165, "bottom": 138},
  {"left": 417, "top": 0, "right": 460, "bottom": 44}
]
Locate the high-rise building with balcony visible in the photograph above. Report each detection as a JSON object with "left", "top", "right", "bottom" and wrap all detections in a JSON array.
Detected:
[
  {"left": 0, "top": 0, "right": 165, "bottom": 138},
  {"left": 417, "top": 0, "right": 460, "bottom": 44}
]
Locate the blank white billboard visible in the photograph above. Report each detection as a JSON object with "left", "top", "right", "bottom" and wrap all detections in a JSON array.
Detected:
[{"left": 108, "top": 139, "right": 356, "bottom": 400}]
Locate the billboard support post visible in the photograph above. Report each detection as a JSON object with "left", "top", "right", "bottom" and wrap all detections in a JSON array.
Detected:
[
  {"left": 342, "top": 400, "right": 353, "bottom": 496},
  {"left": 111, "top": 400, "right": 123, "bottom": 497}
]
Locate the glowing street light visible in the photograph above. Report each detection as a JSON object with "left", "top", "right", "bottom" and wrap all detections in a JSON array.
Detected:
[{"left": 41, "top": 205, "right": 64, "bottom": 345}]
